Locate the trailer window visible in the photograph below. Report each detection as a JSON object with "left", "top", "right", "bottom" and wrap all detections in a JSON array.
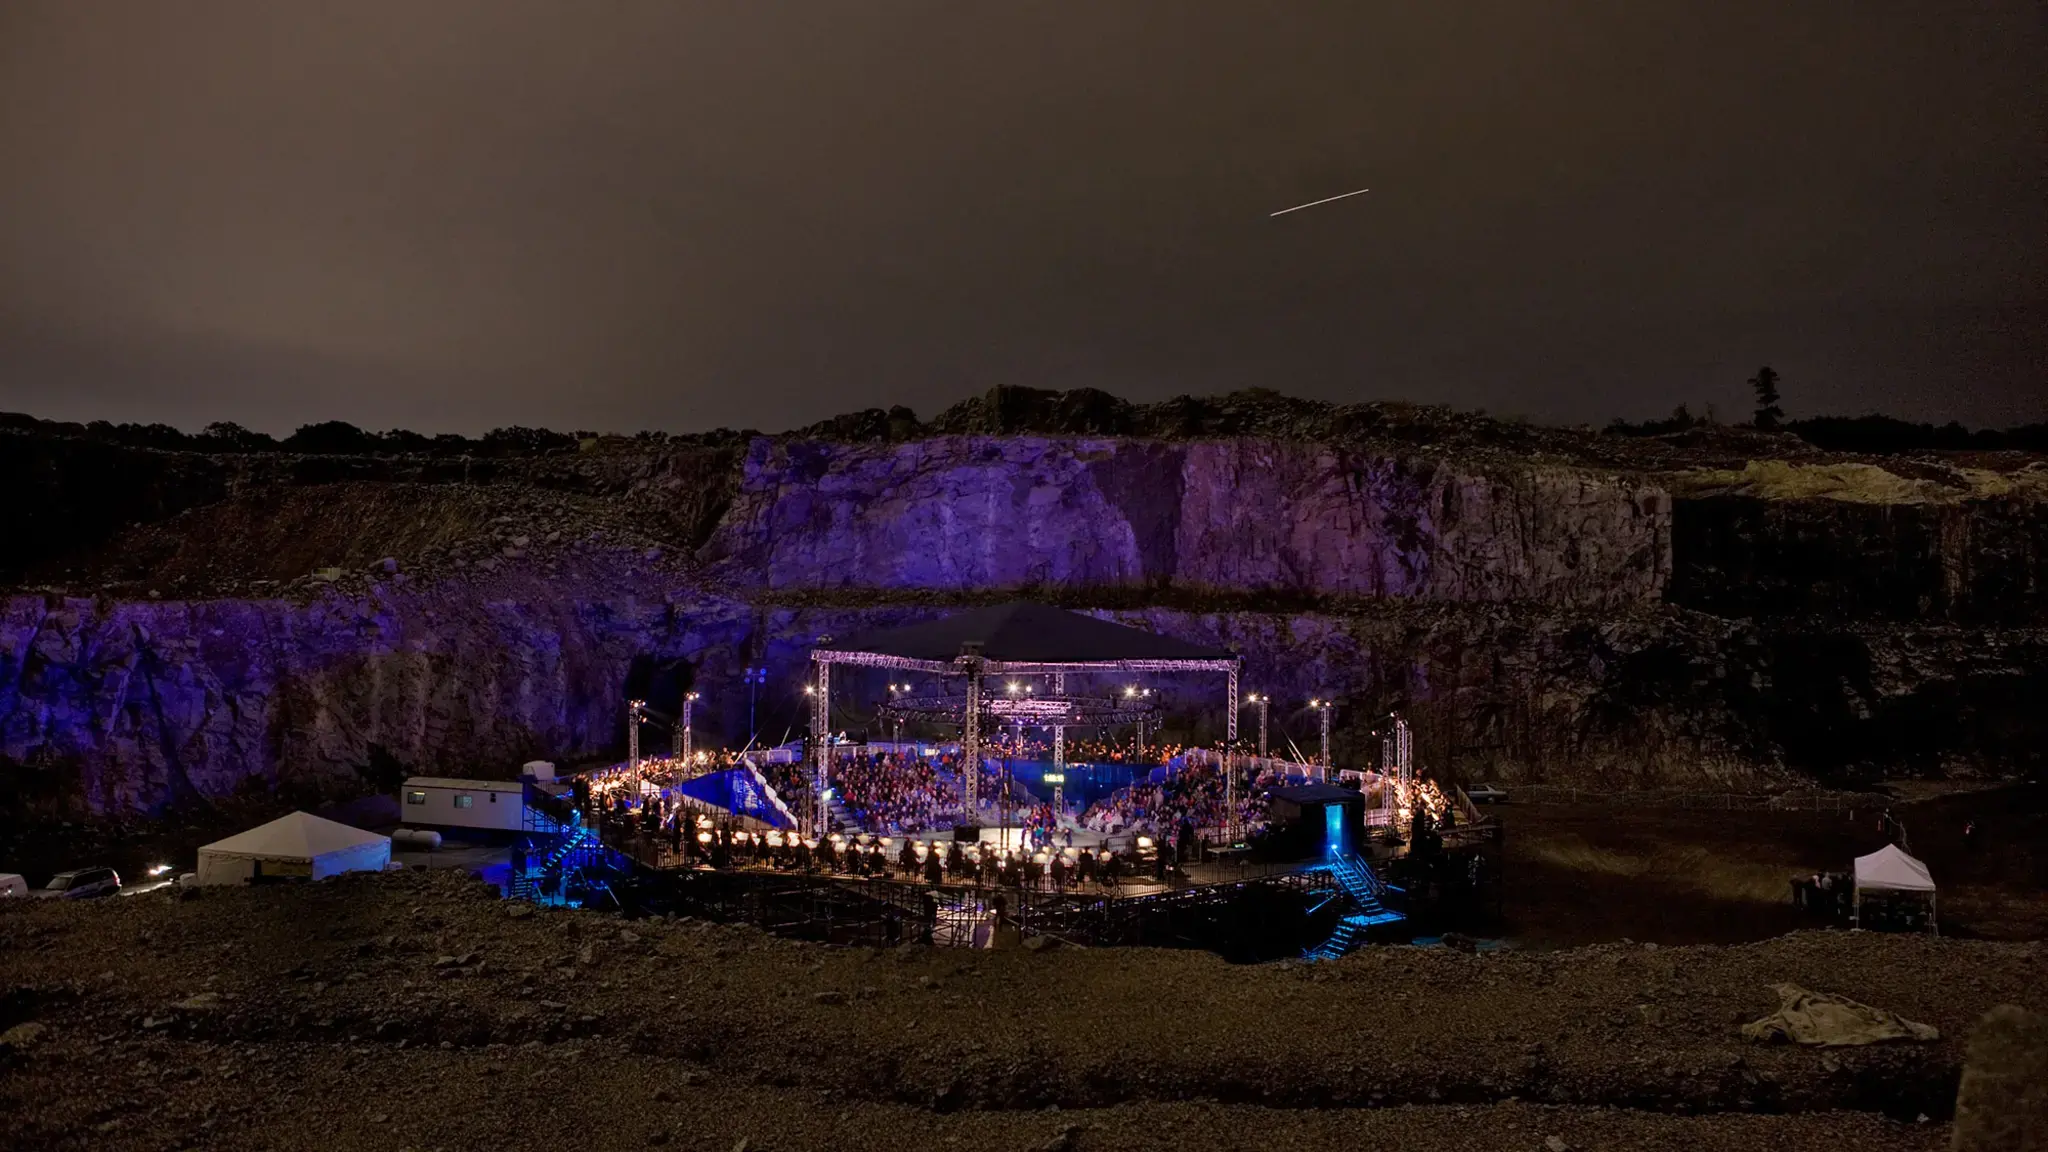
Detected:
[{"left": 454, "top": 794, "right": 473, "bottom": 809}]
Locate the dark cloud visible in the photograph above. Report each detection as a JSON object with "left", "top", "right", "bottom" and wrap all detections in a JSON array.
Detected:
[{"left": 2, "top": 1, "right": 2042, "bottom": 434}]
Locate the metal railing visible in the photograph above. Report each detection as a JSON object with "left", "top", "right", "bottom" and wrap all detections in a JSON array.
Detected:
[{"left": 1505, "top": 785, "right": 1886, "bottom": 812}]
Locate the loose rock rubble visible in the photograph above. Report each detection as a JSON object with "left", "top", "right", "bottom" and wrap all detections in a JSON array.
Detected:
[{"left": 0, "top": 869, "right": 2039, "bottom": 1150}]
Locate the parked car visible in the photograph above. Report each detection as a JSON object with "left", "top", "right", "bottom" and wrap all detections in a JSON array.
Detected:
[
  {"left": 33, "top": 867, "right": 121, "bottom": 899},
  {"left": 0, "top": 873, "right": 28, "bottom": 898},
  {"left": 1466, "top": 783, "right": 1510, "bottom": 804}
]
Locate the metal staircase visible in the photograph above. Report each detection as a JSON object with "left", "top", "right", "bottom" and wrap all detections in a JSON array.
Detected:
[
  {"left": 824, "top": 793, "right": 854, "bottom": 833},
  {"left": 1304, "top": 852, "right": 1406, "bottom": 960},
  {"left": 512, "top": 783, "right": 616, "bottom": 906}
]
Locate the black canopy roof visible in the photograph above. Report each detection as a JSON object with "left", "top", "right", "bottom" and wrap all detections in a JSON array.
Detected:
[{"left": 831, "top": 602, "right": 1231, "bottom": 665}]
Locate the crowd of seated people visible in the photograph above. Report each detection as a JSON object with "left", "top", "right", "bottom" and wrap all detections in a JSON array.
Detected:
[
  {"left": 831, "top": 749, "right": 1053, "bottom": 833},
  {"left": 758, "top": 756, "right": 807, "bottom": 804},
  {"left": 832, "top": 749, "right": 961, "bottom": 832},
  {"left": 1082, "top": 760, "right": 1269, "bottom": 837},
  {"left": 576, "top": 733, "right": 1258, "bottom": 851},
  {"left": 992, "top": 735, "right": 1189, "bottom": 767}
]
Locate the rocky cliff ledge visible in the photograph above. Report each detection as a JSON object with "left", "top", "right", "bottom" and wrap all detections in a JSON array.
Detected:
[
  {"left": 1, "top": 391, "right": 2042, "bottom": 818},
  {"left": 702, "top": 437, "right": 1668, "bottom": 606}
]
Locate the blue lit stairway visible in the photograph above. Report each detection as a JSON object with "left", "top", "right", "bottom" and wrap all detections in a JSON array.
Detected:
[
  {"left": 1305, "top": 852, "right": 1406, "bottom": 960},
  {"left": 511, "top": 820, "right": 601, "bottom": 903}
]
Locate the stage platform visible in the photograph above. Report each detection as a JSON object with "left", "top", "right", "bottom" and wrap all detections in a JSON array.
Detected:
[
  {"left": 525, "top": 783, "right": 1500, "bottom": 956},
  {"left": 633, "top": 855, "right": 1348, "bottom": 953}
]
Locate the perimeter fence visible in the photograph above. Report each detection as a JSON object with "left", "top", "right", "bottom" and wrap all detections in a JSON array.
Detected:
[{"left": 1505, "top": 785, "right": 1887, "bottom": 812}]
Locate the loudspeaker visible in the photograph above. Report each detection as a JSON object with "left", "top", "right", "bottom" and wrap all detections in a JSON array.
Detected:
[{"left": 953, "top": 825, "right": 982, "bottom": 843}]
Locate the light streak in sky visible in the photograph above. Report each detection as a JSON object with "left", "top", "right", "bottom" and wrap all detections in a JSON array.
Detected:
[{"left": 1269, "top": 187, "right": 1371, "bottom": 217}]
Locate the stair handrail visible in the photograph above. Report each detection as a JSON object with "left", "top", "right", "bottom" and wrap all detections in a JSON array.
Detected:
[{"left": 1327, "top": 851, "right": 1389, "bottom": 901}]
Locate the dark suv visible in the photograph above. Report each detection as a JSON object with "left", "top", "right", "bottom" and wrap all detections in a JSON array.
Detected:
[{"left": 34, "top": 867, "right": 122, "bottom": 899}]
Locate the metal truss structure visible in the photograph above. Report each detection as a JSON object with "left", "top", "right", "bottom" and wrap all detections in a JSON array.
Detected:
[
  {"left": 877, "top": 694, "right": 1160, "bottom": 727},
  {"left": 804, "top": 644, "right": 1243, "bottom": 833},
  {"left": 807, "top": 650, "right": 1242, "bottom": 678}
]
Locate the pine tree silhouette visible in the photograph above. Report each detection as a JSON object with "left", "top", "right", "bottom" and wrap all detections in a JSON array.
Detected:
[{"left": 1750, "top": 366, "right": 1784, "bottom": 429}]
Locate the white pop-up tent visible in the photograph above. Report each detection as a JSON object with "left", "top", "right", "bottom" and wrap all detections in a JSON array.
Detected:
[
  {"left": 196, "top": 811, "right": 392, "bottom": 886},
  {"left": 1851, "top": 844, "right": 1938, "bottom": 934}
]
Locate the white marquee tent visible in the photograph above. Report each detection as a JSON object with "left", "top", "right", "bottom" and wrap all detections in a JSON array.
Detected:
[
  {"left": 195, "top": 811, "right": 392, "bottom": 886},
  {"left": 1851, "top": 844, "right": 1938, "bottom": 933}
]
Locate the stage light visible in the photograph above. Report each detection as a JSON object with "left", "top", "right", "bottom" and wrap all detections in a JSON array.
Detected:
[
  {"left": 1007, "top": 682, "right": 1019, "bottom": 694},
  {"left": 696, "top": 831, "right": 712, "bottom": 844},
  {"left": 804, "top": 685, "right": 814, "bottom": 695},
  {"left": 1136, "top": 836, "right": 1154, "bottom": 849}
]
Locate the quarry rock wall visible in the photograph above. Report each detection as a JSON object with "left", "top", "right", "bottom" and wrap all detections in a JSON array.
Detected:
[
  {"left": 1672, "top": 495, "right": 2048, "bottom": 625},
  {"left": 701, "top": 438, "right": 1671, "bottom": 606},
  {"left": 0, "top": 431, "right": 742, "bottom": 587},
  {"left": 5, "top": 581, "right": 2042, "bottom": 817},
  {"left": 1, "top": 426, "right": 2044, "bottom": 818}
]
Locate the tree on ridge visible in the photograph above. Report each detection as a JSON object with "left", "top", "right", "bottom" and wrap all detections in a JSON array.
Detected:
[{"left": 1750, "top": 366, "right": 1784, "bottom": 429}]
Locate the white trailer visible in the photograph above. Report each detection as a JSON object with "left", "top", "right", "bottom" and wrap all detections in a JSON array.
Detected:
[{"left": 400, "top": 777, "right": 527, "bottom": 832}]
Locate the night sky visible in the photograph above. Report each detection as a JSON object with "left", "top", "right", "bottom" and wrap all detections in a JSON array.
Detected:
[{"left": 2, "top": 2, "right": 2042, "bottom": 435}]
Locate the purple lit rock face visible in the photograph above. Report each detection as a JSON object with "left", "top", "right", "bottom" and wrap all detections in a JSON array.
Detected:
[
  {"left": 0, "top": 585, "right": 1782, "bottom": 815},
  {"left": 703, "top": 438, "right": 1669, "bottom": 606},
  {"left": 0, "top": 587, "right": 685, "bottom": 814},
  {"left": 1, "top": 416, "right": 2044, "bottom": 818}
]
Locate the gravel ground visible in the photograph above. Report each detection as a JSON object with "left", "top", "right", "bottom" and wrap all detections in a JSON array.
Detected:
[{"left": 4, "top": 870, "right": 2040, "bottom": 1151}]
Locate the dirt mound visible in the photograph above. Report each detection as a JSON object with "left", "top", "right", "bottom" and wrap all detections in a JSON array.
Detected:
[{"left": 0, "top": 869, "right": 2039, "bottom": 1149}]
